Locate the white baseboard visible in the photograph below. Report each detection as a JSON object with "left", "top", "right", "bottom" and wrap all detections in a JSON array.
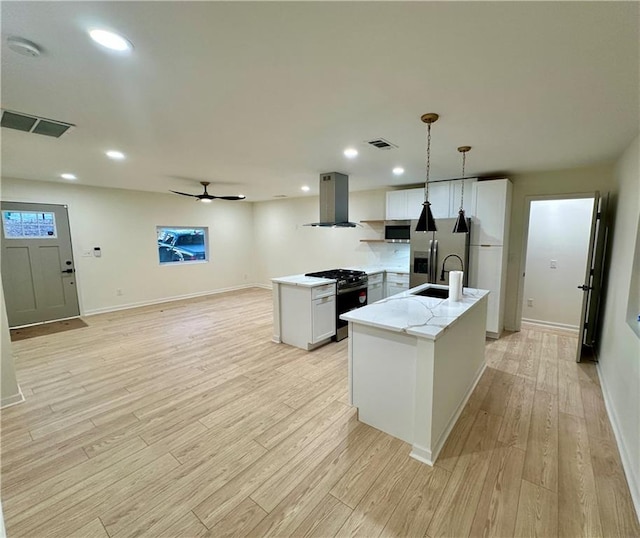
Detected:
[
  {"left": 596, "top": 362, "right": 640, "bottom": 521},
  {"left": 1, "top": 386, "right": 25, "bottom": 409},
  {"left": 83, "top": 284, "right": 265, "bottom": 317},
  {"left": 410, "top": 361, "right": 487, "bottom": 467},
  {"left": 521, "top": 318, "right": 579, "bottom": 332},
  {"left": 254, "top": 283, "right": 272, "bottom": 290}
]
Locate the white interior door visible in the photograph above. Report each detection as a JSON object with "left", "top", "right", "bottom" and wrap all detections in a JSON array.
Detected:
[{"left": 1, "top": 202, "right": 80, "bottom": 327}]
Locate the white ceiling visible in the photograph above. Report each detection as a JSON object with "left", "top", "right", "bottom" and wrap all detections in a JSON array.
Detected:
[{"left": 1, "top": 1, "right": 638, "bottom": 201}]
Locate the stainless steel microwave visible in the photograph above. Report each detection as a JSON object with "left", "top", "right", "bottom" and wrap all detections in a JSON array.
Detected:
[{"left": 384, "top": 222, "right": 411, "bottom": 241}]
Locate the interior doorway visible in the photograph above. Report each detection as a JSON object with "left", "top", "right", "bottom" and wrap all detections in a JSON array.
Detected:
[{"left": 516, "top": 192, "right": 608, "bottom": 362}]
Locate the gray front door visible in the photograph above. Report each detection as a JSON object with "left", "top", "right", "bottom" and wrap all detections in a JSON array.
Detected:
[{"left": 1, "top": 202, "right": 80, "bottom": 327}]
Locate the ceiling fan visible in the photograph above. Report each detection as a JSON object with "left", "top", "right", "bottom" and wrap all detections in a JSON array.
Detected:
[{"left": 170, "top": 181, "right": 246, "bottom": 203}]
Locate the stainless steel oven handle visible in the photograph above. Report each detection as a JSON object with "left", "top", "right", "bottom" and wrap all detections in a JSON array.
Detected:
[{"left": 337, "top": 284, "right": 368, "bottom": 295}]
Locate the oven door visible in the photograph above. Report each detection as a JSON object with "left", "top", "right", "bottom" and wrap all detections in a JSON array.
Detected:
[{"left": 335, "top": 285, "right": 367, "bottom": 341}]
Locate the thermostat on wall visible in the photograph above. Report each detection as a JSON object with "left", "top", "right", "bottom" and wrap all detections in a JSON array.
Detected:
[{"left": 93, "top": 247, "right": 101, "bottom": 258}]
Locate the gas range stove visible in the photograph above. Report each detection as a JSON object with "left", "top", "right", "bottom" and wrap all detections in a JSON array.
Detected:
[{"left": 305, "top": 269, "right": 368, "bottom": 291}]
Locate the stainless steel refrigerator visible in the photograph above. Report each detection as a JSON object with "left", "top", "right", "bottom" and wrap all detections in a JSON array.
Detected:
[{"left": 410, "top": 217, "right": 471, "bottom": 288}]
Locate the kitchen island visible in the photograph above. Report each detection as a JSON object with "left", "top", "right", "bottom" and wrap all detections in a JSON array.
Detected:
[{"left": 340, "top": 283, "right": 489, "bottom": 465}]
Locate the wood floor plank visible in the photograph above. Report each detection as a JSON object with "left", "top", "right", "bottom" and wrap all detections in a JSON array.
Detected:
[
  {"left": 2, "top": 289, "right": 637, "bottom": 538},
  {"left": 334, "top": 447, "right": 423, "bottom": 538},
  {"left": 558, "top": 412, "right": 603, "bottom": 538},
  {"left": 329, "top": 432, "right": 403, "bottom": 509},
  {"left": 513, "top": 479, "right": 558, "bottom": 538},
  {"left": 206, "top": 497, "right": 268, "bottom": 538},
  {"left": 469, "top": 446, "right": 526, "bottom": 538},
  {"left": 590, "top": 434, "right": 640, "bottom": 537},
  {"left": 498, "top": 377, "right": 535, "bottom": 451},
  {"left": 427, "top": 410, "right": 503, "bottom": 538},
  {"left": 522, "top": 390, "right": 558, "bottom": 492},
  {"left": 379, "top": 464, "right": 450, "bottom": 538},
  {"left": 290, "top": 494, "right": 352, "bottom": 538}
]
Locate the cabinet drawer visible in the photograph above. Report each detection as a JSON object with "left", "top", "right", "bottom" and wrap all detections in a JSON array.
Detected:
[
  {"left": 386, "top": 272, "right": 409, "bottom": 284},
  {"left": 368, "top": 273, "right": 383, "bottom": 285},
  {"left": 312, "top": 283, "right": 336, "bottom": 299}
]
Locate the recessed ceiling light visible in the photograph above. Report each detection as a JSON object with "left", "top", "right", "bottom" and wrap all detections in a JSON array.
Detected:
[
  {"left": 89, "top": 29, "right": 133, "bottom": 52},
  {"left": 105, "top": 150, "right": 125, "bottom": 160},
  {"left": 392, "top": 167, "right": 405, "bottom": 176},
  {"left": 60, "top": 173, "right": 77, "bottom": 180},
  {"left": 301, "top": 185, "right": 310, "bottom": 192},
  {"left": 343, "top": 148, "right": 358, "bottom": 159}
]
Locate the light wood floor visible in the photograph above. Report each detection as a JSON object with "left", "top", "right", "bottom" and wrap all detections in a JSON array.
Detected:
[{"left": 1, "top": 288, "right": 638, "bottom": 537}]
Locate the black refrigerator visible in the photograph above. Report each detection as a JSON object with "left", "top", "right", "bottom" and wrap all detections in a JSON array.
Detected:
[{"left": 409, "top": 217, "right": 471, "bottom": 288}]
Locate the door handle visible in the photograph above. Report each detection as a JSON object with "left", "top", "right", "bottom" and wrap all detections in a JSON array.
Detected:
[
  {"left": 577, "top": 285, "right": 592, "bottom": 291},
  {"left": 62, "top": 268, "right": 75, "bottom": 274}
]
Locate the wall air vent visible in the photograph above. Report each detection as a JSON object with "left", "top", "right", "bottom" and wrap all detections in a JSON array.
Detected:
[
  {"left": 366, "top": 138, "right": 398, "bottom": 150},
  {"left": 1, "top": 109, "right": 74, "bottom": 138}
]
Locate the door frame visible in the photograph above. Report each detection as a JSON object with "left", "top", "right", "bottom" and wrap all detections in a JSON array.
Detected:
[
  {"left": 514, "top": 192, "right": 597, "bottom": 333},
  {"left": 1, "top": 201, "right": 82, "bottom": 327}
]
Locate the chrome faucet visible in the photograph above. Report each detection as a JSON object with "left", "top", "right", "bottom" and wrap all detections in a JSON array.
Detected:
[{"left": 440, "top": 254, "right": 464, "bottom": 282}]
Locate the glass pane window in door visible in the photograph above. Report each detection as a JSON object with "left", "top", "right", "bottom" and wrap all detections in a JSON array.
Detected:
[{"left": 2, "top": 211, "right": 57, "bottom": 239}]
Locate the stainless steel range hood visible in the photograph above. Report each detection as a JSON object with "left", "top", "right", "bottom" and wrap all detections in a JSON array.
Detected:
[{"left": 305, "top": 172, "right": 357, "bottom": 227}]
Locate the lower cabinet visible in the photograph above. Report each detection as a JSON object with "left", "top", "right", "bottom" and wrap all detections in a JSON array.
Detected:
[
  {"left": 279, "top": 283, "right": 336, "bottom": 350},
  {"left": 385, "top": 272, "right": 409, "bottom": 298},
  {"left": 312, "top": 294, "right": 336, "bottom": 343},
  {"left": 367, "top": 272, "right": 384, "bottom": 303}
]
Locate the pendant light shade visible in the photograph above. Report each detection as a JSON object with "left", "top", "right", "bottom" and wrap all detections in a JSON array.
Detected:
[
  {"left": 452, "top": 145, "right": 471, "bottom": 234},
  {"left": 416, "top": 201, "right": 437, "bottom": 233},
  {"left": 452, "top": 209, "right": 469, "bottom": 233},
  {"left": 415, "top": 113, "right": 439, "bottom": 232}
]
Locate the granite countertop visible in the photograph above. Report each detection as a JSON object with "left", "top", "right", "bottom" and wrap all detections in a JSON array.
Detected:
[
  {"left": 340, "top": 283, "right": 489, "bottom": 341},
  {"left": 271, "top": 274, "right": 336, "bottom": 287}
]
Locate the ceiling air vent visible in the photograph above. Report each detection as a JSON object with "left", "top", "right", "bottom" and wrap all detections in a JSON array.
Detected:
[
  {"left": 1, "top": 109, "right": 74, "bottom": 138},
  {"left": 366, "top": 138, "right": 398, "bottom": 150}
]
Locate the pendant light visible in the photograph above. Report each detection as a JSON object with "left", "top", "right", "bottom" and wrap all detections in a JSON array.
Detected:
[
  {"left": 452, "top": 145, "right": 471, "bottom": 234},
  {"left": 415, "top": 113, "right": 439, "bottom": 232}
]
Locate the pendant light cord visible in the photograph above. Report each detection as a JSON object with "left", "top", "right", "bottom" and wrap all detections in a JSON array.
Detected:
[
  {"left": 424, "top": 123, "right": 431, "bottom": 203},
  {"left": 460, "top": 150, "right": 466, "bottom": 210}
]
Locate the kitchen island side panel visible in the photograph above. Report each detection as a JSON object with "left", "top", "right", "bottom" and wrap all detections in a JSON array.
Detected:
[{"left": 350, "top": 324, "right": 417, "bottom": 444}]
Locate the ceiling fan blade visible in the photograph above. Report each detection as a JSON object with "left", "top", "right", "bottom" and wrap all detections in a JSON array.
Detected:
[
  {"left": 169, "top": 190, "right": 199, "bottom": 198},
  {"left": 211, "top": 195, "right": 246, "bottom": 200}
]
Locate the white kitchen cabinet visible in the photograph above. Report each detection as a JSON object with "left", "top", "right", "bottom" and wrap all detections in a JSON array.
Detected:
[
  {"left": 428, "top": 182, "right": 451, "bottom": 219},
  {"left": 469, "top": 245, "right": 505, "bottom": 337},
  {"left": 279, "top": 283, "right": 336, "bottom": 350},
  {"left": 405, "top": 188, "right": 425, "bottom": 220},
  {"left": 386, "top": 188, "right": 424, "bottom": 220},
  {"left": 385, "top": 272, "right": 410, "bottom": 297},
  {"left": 367, "top": 272, "right": 384, "bottom": 303},
  {"left": 386, "top": 180, "right": 477, "bottom": 221},
  {"left": 470, "top": 179, "right": 512, "bottom": 246},
  {"left": 312, "top": 294, "right": 336, "bottom": 343},
  {"left": 450, "top": 178, "right": 478, "bottom": 218}
]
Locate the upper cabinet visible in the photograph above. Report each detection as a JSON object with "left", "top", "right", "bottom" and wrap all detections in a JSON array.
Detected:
[
  {"left": 386, "top": 179, "right": 477, "bottom": 221},
  {"left": 386, "top": 188, "right": 424, "bottom": 220},
  {"left": 469, "top": 179, "right": 512, "bottom": 246}
]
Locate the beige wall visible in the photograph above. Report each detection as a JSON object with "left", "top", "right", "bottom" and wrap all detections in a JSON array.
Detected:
[
  {"left": 1, "top": 178, "right": 256, "bottom": 315},
  {"left": 598, "top": 136, "right": 640, "bottom": 513},
  {"left": 503, "top": 162, "right": 616, "bottom": 330},
  {"left": 253, "top": 189, "right": 410, "bottom": 285}
]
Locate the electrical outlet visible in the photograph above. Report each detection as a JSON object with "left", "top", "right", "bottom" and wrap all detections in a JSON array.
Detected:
[
  {"left": 550, "top": 259, "right": 557, "bottom": 269},
  {"left": 527, "top": 298, "right": 533, "bottom": 307},
  {"left": 116, "top": 289, "right": 123, "bottom": 296}
]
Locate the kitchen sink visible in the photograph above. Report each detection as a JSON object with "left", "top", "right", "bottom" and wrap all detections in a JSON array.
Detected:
[{"left": 411, "top": 287, "right": 449, "bottom": 299}]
